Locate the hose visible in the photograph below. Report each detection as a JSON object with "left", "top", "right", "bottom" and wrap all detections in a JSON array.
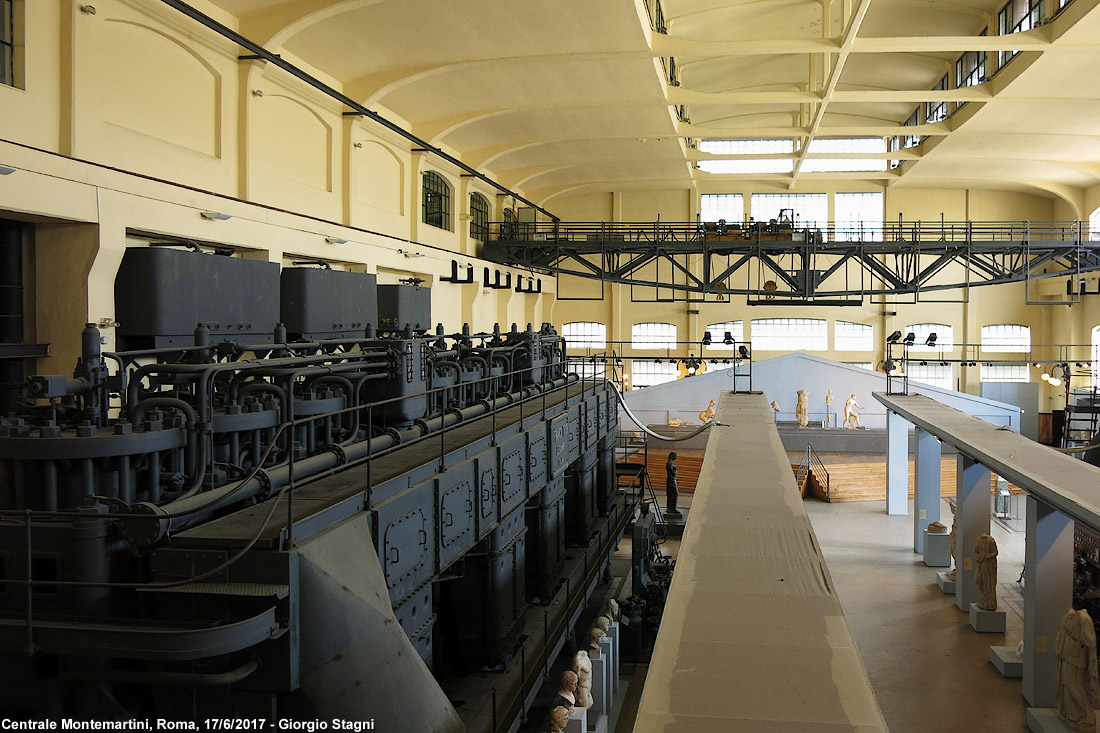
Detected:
[{"left": 607, "top": 380, "right": 725, "bottom": 441}]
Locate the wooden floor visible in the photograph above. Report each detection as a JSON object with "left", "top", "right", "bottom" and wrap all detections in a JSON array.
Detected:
[
  {"left": 791, "top": 451, "right": 1025, "bottom": 502},
  {"left": 622, "top": 449, "right": 705, "bottom": 494}
]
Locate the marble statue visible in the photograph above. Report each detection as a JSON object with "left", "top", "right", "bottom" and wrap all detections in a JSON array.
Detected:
[
  {"left": 594, "top": 615, "right": 612, "bottom": 633},
  {"left": 825, "top": 389, "right": 835, "bottom": 426},
  {"left": 698, "top": 399, "right": 716, "bottom": 423},
  {"left": 843, "top": 394, "right": 864, "bottom": 429},
  {"left": 665, "top": 452, "right": 681, "bottom": 517},
  {"left": 795, "top": 389, "right": 809, "bottom": 426},
  {"left": 770, "top": 401, "right": 781, "bottom": 416},
  {"left": 573, "top": 651, "right": 593, "bottom": 708},
  {"left": 553, "top": 670, "right": 578, "bottom": 711},
  {"left": 603, "top": 598, "right": 620, "bottom": 622},
  {"left": 588, "top": 626, "right": 606, "bottom": 651},
  {"left": 926, "top": 521, "right": 948, "bottom": 533},
  {"left": 947, "top": 503, "right": 957, "bottom": 581},
  {"left": 974, "top": 533, "right": 999, "bottom": 611},
  {"left": 667, "top": 417, "right": 683, "bottom": 427},
  {"left": 549, "top": 705, "right": 571, "bottom": 733},
  {"left": 1057, "top": 608, "right": 1099, "bottom": 731}
]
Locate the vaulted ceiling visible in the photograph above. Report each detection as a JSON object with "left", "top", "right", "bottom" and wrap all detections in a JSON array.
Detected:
[{"left": 209, "top": 0, "right": 1100, "bottom": 211}]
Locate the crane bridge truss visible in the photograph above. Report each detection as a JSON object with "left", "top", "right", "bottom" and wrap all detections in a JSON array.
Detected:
[{"left": 483, "top": 220, "right": 1100, "bottom": 304}]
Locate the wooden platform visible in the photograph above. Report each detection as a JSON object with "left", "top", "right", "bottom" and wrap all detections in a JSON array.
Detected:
[
  {"left": 623, "top": 449, "right": 705, "bottom": 494},
  {"left": 789, "top": 451, "right": 1025, "bottom": 503}
]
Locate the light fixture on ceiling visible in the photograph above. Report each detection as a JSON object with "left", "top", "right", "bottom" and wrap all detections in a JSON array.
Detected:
[
  {"left": 398, "top": 249, "right": 424, "bottom": 258},
  {"left": 324, "top": 236, "right": 348, "bottom": 244},
  {"left": 200, "top": 211, "right": 231, "bottom": 221},
  {"left": 0, "top": 165, "right": 15, "bottom": 176}
]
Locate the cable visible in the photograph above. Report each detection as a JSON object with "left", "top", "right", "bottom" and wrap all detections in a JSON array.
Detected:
[{"left": 606, "top": 379, "right": 725, "bottom": 441}]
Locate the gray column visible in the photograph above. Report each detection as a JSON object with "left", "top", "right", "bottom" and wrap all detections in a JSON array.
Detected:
[
  {"left": 1023, "top": 497, "right": 1073, "bottom": 707},
  {"left": 913, "top": 427, "right": 942, "bottom": 553},
  {"left": 956, "top": 454, "right": 991, "bottom": 612},
  {"left": 886, "top": 410, "right": 910, "bottom": 516}
]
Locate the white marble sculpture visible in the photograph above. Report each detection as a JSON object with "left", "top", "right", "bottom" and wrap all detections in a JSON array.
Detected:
[
  {"left": 770, "top": 401, "right": 781, "bottom": 415},
  {"left": 796, "top": 389, "right": 809, "bottom": 426},
  {"left": 593, "top": 615, "right": 612, "bottom": 633},
  {"left": 549, "top": 705, "right": 571, "bottom": 733},
  {"left": 825, "top": 389, "right": 835, "bottom": 426},
  {"left": 1057, "top": 608, "right": 1099, "bottom": 732},
  {"left": 603, "top": 598, "right": 620, "bottom": 622},
  {"left": 926, "top": 521, "right": 948, "bottom": 533},
  {"left": 573, "top": 650, "right": 593, "bottom": 708},
  {"left": 554, "top": 670, "right": 578, "bottom": 711},
  {"left": 843, "top": 393, "right": 864, "bottom": 429},
  {"left": 588, "top": 626, "right": 606, "bottom": 651},
  {"left": 974, "top": 533, "right": 999, "bottom": 611},
  {"left": 947, "top": 503, "right": 958, "bottom": 581}
]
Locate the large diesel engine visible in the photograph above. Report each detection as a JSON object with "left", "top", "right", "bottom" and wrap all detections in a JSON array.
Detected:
[{"left": 0, "top": 245, "right": 625, "bottom": 730}]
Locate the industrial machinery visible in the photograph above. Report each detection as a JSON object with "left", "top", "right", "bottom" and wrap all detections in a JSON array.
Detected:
[{"left": 0, "top": 245, "right": 626, "bottom": 730}]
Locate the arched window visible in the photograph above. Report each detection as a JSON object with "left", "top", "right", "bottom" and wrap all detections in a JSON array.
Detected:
[
  {"left": 469, "top": 192, "right": 489, "bottom": 242},
  {"left": 981, "top": 324, "right": 1031, "bottom": 352},
  {"left": 704, "top": 321, "right": 743, "bottom": 350},
  {"left": 1089, "top": 207, "right": 1100, "bottom": 241},
  {"left": 632, "top": 322, "right": 677, "bottom": 349},
  {"left": 908, "top": 363, "right": 954, "bottom": 390},
  {"left": 905, "top": 323, "right": 954, "bottom": 352},
  {"left": 422, "top": 171, "right": 451, "bottom": 231},
  {"left": 750, "top": 318, "right": 827, "bottom": 350},
  {"left": 835, "top": 321, "right": 873, "bottom": 351},
  {"left": 562, "top": 322, "right": 607, "bottom": 349},
  {"left": 631, "top": 360, "right": 679, "bottom": 389}
]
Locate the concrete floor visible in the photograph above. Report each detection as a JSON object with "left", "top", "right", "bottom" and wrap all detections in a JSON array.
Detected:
[{"left": 806, "top": 497, "right": 1029, "bottom": 733}]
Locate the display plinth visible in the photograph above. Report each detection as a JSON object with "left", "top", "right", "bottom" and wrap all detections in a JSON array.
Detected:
[
  {"left": 605, "top": 624, "right": 620, "bottom": 697},
  {"left": 659, "top": 507, "right": 690, "bottom": 538},
  {"left": 969, "top": 603, "right": 1007, "bottom": 633},
  {"left": 591, "top": 715, "right": 608, "bottom": 733},
  {"left": 923, "top": 531, "right": 952, "bottom": 567},
  {"left": 989, "top": 645, "right": 1022, "bottom": 678},
  {"left": 1026, "top": 707, "right": 1079, "bottom": 733},
  {"left": 936, "top": 570, "right": 956, "bottom": 594},
  {"left": 588, "top": 654, "right": 608, "bottom": 730},
  {"left": 566, "top": 707, "right": 587, "bottom": 733}
]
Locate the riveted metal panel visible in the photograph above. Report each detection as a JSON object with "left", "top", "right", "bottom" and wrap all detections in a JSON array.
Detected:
[
  {"left": 583, "top": 397, "right": 599, "bottom": 450},
  {"left": 527, "top": 430, "right": 548, "bottom": 494},
  {"left": 548, "top": 414, "right": 569, "bottom": 479},
  {"left": 500, "top": 434, "right": 528, "bottom": 515},
  {"left": 566, "top": 406, "right": 581, "bottom": 459},
  {"left": 437, "top": 461, "right": 477, "bottom": 569},
  {"left": 373, "top": 482, "right": 435, "bottom": 603},
  {"left": 473, "top": 447, "right": 500, "bottom": 539}
]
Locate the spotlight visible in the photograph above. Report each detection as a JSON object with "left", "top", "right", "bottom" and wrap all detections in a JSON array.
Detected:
[
  {"left": 904, "top": 332, "right": 916, "bottom": 345},
  {"left": 1033, "top": 363, "right": 1042, "bottom": 368},
  {"left": 1050, "top": 377, "right": 1062, "bottom": 387},
  {"left": 1041, "top": 372, "right": 1050, "bottom": 381},
  {"left": 723, "top": 359, "right": 731, "bottom": 365},
  {"left": 723, "top": 331, "right": 734, "bottom": 346},
  {"left": 738, "top": 345, "right": 750, "bottom": 359},
  {"left": 886, "top": 331, "right": 902, "bottom": 344},
  {"left": 941, "top": 361, "right": 949, "bottom": 367},
  {"left": 924, "top": 332, "right": 937, "bottom": 347},
  {"left": 702, "top": 331, "right": 712, "bottom": 346},
  {"left": 882, "top": 359, "right": 897, "bottom": 373},
  {"left": 1076, "top": 363, "right": 1083, "bottom": 368},
  {"left": 919, "top": 361, "right": 927, "bottom": 366}
]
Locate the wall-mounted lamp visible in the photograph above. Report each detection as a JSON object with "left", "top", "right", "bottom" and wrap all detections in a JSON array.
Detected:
[
  {"left": 324, "top": 236, "right": 348, "bottom": 244},
  {"left": 0, "top": 165, "right": 15, "bottom": 176},
  {"left": 398, "top": 249, "right": 423, "bottom": 258},
  {"left": 200, "top": 211, "right": 232, "bottom": 221}
]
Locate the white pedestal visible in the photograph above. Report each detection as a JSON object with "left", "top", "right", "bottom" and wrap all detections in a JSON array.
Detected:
[
  {"left": 588, "top": 654, "right": 608, "bottom": 731},
  {"left": 923, "top": 531, "right": 952, "bottom": 567},
  {"left": 1026, "top": 707, "right": 1078, "bottom": 733},
  {"left": 591, "top": 716, "right": 607, "bottom": 733},
  {"left": 936, "top": 571, "right": 956, "bottom": 594},
  {"left": 606, "top": 624, "right": 620, "bottom": 697},
  {"left": 970, "top": 603, "right": 1007, "bottom": 633},
  {"left": 566, "top": 707, "right": 587, "bottom": 733},
  {"left": 989, "top": 645, "right": 1023, "bottom": 678}
]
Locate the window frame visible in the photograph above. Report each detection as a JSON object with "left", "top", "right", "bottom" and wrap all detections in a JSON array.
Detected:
[
  {"left": 926, "top": 74, "right": 949, "bottom": 124},
  {"left": 469, "top": 192, "right": 489, "bottom": 243},
  {"left": 834, "top": 321, "right": 874, "bottom": 351},
  {"left": 704, "top": 321, "right": 744, "bottom": 351},
  {"left": 0, "top": 0, "right": 13, "bottom": 88},
  {"left": 421, "top": 171, "right": 452, "bottom": 231},
  {"left": 631, "top": 322, "right": 677, "bottom": 350},
  {"left": 631, "top": 359, "right": 679, "bottom": 389},
  {"left": 562, "top": 321, "right": 608, "bottom": 349},
  {"left": 980, "top": 363, "right": 1030, "bottom": 383},
  {"left": 908, "top": 362, "right": 954, "bottom": 391},
  {"left": 980, "top": 324, "right": 1031, "bottom": 353},
  {"left": 750, "top": 318, "right": 828, "bottom": 351}
]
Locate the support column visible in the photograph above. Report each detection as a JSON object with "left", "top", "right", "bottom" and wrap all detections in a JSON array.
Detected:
[
  {"left": 956, "top": 455, "right": 991, "bottom": 612},
  {"left": 1023, "top": 497, "right": 1073, "bottom": 707},
  {"left": 886, "top": 411, "right": 909, "bottom": 516},
  {"left": 913, "top": 427, "right": 941, "bottom": 553}
]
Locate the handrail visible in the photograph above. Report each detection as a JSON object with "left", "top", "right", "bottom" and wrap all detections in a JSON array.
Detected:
[{"left": 808, "top": 444, "right": 830, "bottom": 501}]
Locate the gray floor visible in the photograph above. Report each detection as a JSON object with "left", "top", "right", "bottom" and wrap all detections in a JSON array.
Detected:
[{"left": 806, "top": 497, "right": 1029, "bottom": 733}]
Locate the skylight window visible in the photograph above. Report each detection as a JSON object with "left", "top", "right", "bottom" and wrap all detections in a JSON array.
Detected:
[
  {"left": 698, "top": 139, "right": 795, "bottom": 174},
  {"left": 700, "top": 194, "right": 745, "bottom": 223},
  {"left": 802, "top": 138, "right": 887, "bottom": 172}
]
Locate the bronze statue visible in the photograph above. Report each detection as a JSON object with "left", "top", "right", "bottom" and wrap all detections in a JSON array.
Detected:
[{"left": 665, "top": 451, "right": 681, "bottom": 517}]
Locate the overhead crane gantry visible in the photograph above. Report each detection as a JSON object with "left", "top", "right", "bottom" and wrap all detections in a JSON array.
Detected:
[{"left": 484, "top": 219, "right": 1100, "bottom": 304}]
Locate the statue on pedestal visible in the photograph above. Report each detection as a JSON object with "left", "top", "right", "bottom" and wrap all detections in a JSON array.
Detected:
[
  {"left": 1057, "top": 608, "right": 1099, "bottom": 731},
  {"left": 573, "top": 650, "right": 593, "bottom": 708},
  {"left": 588, "top": 626, "right": 606, "bottom": 652},
  {"left": 796, "top": 389, "right": 809, "bottom": 426},
  {"left": 699, "top": 399, "right": 716, "bottom": 423},
  {"left": 603, "top": 598, "right": 620, "bottom": 622},
  {"left": 843, "top": 393, "right": 864, "bottom": 429},
  {"left": 549, "top": 705, "right": 571, "bottom": 733},
  {"left": 594, "top": 615, "right": 612, "bottom": 633},
  {"left": 553, "top": 670, "right": 578, "bottom": 711},
  {"left": 825, "top": 390, "right": 835, "bottom": 426},
  {"left": 665, "top": 452, "right": 681, "bottom": 517},
  {"left": 974, "top": 533, "right": 999, "bottom": 610}
]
